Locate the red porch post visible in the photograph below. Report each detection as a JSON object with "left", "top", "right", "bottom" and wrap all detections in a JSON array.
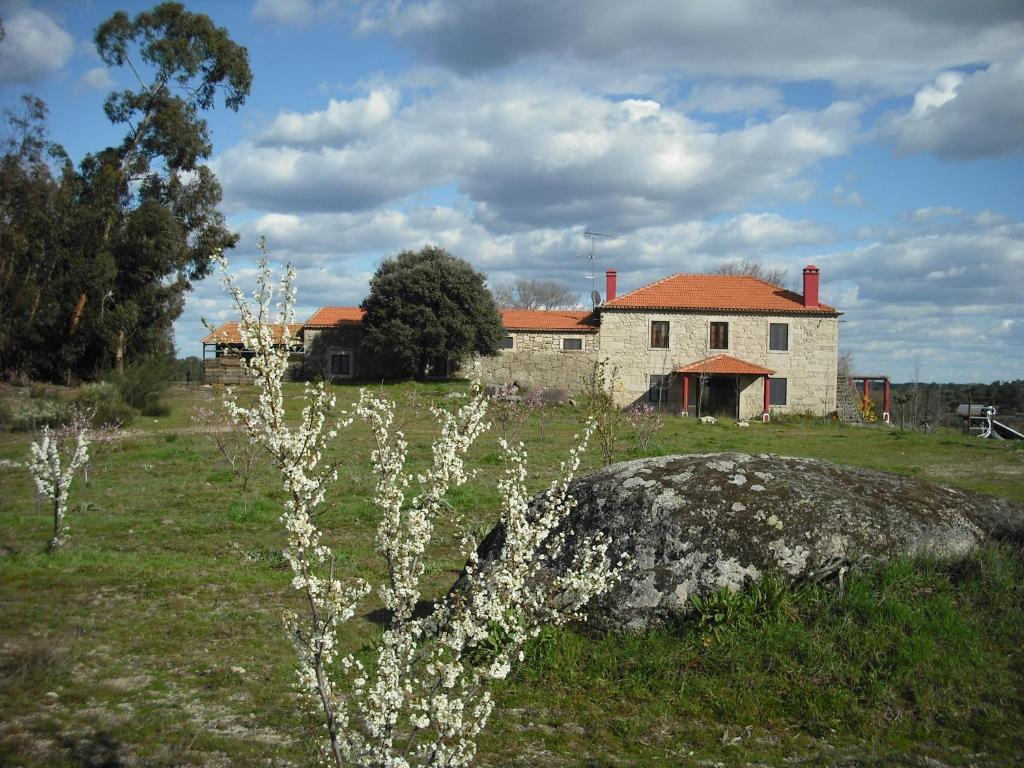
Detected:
[
  {"left": 862, "top": 378, "right": 870, "bottom": 400},
  {"left": 762, "top": 375, "right": 771, "bottom": 422},
  {"left": 681, "top": 374, "right": 689, "bottom": 417},
  {"left": 883, "top": 378, "right": 891, "bottom": 423}
]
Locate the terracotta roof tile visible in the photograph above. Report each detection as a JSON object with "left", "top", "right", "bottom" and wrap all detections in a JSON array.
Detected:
[
  {"left": 604, "top": 274, "right": 838, "bottom": 314},
  {"left": 304, "top": 307, "right": 366, "bottom": 327},
  {"left": 202, "top": 322, "right": 303, "bottom": 345},
  {"left": 501, "top": 309, "right": 598, "bottom": 332},
  {"left": 674, "top": 354, "right": 775, "bottom": 376}
]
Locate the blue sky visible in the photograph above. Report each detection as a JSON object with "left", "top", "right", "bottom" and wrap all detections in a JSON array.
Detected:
[{"left": 2, "top": 0, "right": 1023, "bottom": 383}]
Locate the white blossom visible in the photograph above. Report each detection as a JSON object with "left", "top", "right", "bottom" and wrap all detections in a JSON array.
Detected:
[
  {"left": 216, "top": 246, "right": 622, "bottom": 767},
  {"left": 27, "top": 425, "right": 89, "bottom": 552}
]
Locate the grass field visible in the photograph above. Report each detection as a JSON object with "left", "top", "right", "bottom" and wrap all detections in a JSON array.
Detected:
[{"left": 1, "top": 381, "right": 1022, "bottom": 767}]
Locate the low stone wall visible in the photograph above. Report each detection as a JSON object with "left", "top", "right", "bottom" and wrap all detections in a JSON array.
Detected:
[
  {"left": 202, "top": 354, "right": 304, "bottom": 385},
  {"left": 474, "top": 349, "right": 597, "bottom": 392}
]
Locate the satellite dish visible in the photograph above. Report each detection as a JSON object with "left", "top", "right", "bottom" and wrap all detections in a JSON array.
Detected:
[{"left": 591, "top": 290, "right": 602, "bottom": 306}]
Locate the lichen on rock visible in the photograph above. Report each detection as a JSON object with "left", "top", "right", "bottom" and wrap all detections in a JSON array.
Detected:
[{"left": 470, "top": 452, "right": 1024, "bottom": 631}]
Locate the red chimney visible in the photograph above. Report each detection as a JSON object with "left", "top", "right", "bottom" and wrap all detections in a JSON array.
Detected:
[
  {"left": 606, "top": 269, "right": 617, "bottom": 302},
  {"left": 802, "top": 265, "right": 820, "bottom": 308}
]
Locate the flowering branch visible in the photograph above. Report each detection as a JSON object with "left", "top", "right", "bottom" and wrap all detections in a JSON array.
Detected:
[
  {"left": 216, "top": 247, "right": 621, "bottom": 767},
  {"left": 28, "top": 425, "right": 89, "bottom": 552}
]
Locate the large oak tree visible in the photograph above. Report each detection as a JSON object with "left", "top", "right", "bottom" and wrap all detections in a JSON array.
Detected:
[{"left": 361, "top": 246, "right": 504, "bottom": 380}]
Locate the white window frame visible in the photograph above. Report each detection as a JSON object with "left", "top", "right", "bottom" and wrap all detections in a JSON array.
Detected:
[
  {"left": 562, "top": 337, "right": 584, "bottom": 352},
  {"left": 768, "top": 322, "right": 789, "bottom": 353},
  {"left": 329, "top": 349, "right": 354, "bottom": 379},
  {"left": 707, "top": 319, "right": 730, "bottom": 352}
]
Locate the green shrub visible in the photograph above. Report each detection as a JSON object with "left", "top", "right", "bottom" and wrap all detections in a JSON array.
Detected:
[
  {"left": 71, "top": 382, "right": 137, "bottom": 427},
  {"left": 0, "top": 393, "right": 64, "bottom": 431},
  {"left": 110, "top": 356, "right": 175, "bottom": 416}
]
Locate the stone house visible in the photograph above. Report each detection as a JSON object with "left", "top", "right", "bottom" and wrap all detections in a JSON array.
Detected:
[
  {"left": 476, "top": 265, "right": 840, "bottom": 420},
  {"left": 202, "top": 265, "right": 839, "bottom": 420}
]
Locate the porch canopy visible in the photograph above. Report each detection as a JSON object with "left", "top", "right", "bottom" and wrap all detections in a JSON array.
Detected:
[{"left": 672, "top": 354, "right": 775, "bottom": 419}]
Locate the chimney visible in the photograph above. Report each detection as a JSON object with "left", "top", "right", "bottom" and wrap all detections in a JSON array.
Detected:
[
  {"left": 802, "top": 265, "right": 820, "bottom": 308},
  {"left": 606, "top": 269, "right": 617, "bottom": 302}
]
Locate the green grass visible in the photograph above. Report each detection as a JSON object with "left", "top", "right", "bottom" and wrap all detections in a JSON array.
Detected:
[{"left": 1, "top": 381, "right": 1023, "bottom": 766}]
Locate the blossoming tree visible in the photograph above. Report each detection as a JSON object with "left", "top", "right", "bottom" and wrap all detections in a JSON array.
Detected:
[
  {"left": 217, "top": 246, "right": 622, "bottom": 767},
  {"left": 28, "top": 425, "right": 89, "bottom": 552}
]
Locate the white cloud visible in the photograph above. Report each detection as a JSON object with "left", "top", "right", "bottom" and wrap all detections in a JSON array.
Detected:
[
  {"left": 259, "top": 87, "right": 399, "bottom": 147},
  {"left": 252, "top": 0, "right": 315, "bottom": 26},
  {"left": 821, "top": 213, "right": 1024, "bottom": 380},
  {"left": 685, "top": 83, "right": 782, "bottom": 114},
  {"left": 79, "top": 65, "right": 113, "bottom": 90},
  {"left": 218, "top": 78, "right": 860, "bottom": 230},
  {"left": 355, "top": 0, "right": 1024, "bottom": 91},
  {"left": 832, "top": 185, "right": 864, "bottom": 208},
  {"left": 0, "top": 5, "right": 74, "bottom": 83},
  {"left": 882, "top": 59, "right": 1024, "bottom": 159}
]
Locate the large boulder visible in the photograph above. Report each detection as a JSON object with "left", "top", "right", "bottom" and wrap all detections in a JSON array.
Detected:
[{"left": 474, "top": 453, "right": 1024, "bottom": 632}]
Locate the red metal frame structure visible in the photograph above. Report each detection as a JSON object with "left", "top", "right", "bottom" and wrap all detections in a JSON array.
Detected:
[{"left": 852, "top": 374, "right": 892, "bottom": 423}]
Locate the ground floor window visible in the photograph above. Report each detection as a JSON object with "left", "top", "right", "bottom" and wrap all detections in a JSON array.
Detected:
[
  {"left": 500, "top": 335, "right": 514, "bottom": 349},
  {"left": 562, "top": 337, "right": 583, "bottom": 351},
  {"left": 770, "top": 377, "right": 788, "bottom": 406},
  {"left": 648, "top": 374, "right": 671, "bottom": 404},
  {"left": 330, "top": 350, "right": 353, "bottom": 378},
  {"left": 427, "top": 355, "right": 450, "bottom": 378}
]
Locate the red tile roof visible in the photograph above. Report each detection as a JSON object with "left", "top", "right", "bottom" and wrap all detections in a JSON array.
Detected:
[
  {"left": 304, "top": 307, "right": 366, "bottom": 327},
  {"left": 500, "top": 309, "right": 599, "bottom": 332},
  {"left": 604, "top": 274, "right": 838, "bottom": 315},
  {"left": 674, "top": 354, "right": 775, "bottom": 376},
  {"left": 202, "top": 322, "right": 303, "bottom": 345}
]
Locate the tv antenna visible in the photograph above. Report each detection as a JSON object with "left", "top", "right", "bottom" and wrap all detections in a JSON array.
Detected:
[{"left": 583, "top": 230, "right": 613, "bottom": 296}]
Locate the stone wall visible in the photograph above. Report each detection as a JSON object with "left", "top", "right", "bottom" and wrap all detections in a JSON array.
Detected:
[
  {"left": 474, "top": 330, "right": 598, "bottom": 391},
  {"left": 203, "top": 353, "right": 304, "bottom": 385},
  {"left": 597, "top": 310, "right": 838, "bottom": 418},
  {"left": 303, "top": 327, "right": 397, "bottom": 381}
]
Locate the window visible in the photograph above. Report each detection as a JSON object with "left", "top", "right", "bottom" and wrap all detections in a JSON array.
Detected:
[
  {"left": 329, "top": 350, "right": 352, "bottom": 378},
  {"left": 427, "top": 356, "right": 449, "bottom": 378},
  {"left": 562, "top": 337, "right": 583, "bottom": 351},
  {"left": 500, "top": 335, "right": 514, "bottom": 349},
  {"left": 709, "top": 321, "right": 729, "bottom": 350},
  {"left": 650, "top": 320, "right": 670, "bottom": 348},
  {"left": 769, "top": 323, "right": 789, "bottom": 352},
  {"left": 769, "top": 377, "right": 788, "bottom": 406},
  {"left": 648, "top": 374, "right": 670, "bottom": 404}
]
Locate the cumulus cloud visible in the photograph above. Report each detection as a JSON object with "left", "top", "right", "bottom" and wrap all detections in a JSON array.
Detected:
[
  {"left": 252, "top": 0, "right": 315, "bottom": 26},
  {"left": 0, "top": 5, "right": 74, "bottom": 83},
  {"left": 355, "top": 0, "right": 1024, "bottom": 91},
  {"left": 217, "top": 78, "right": 860, "bottom": 230},
  {"left": 684, "top": 83, "right": 782, "bottom": 114},
  {"left": 79, "top": 65, "right": 114, "bottom": 90},
  {"left": 882, "top": 59, "right": 1024, "bottom": 159},
  {"left": 258, "top": 87, "right": 399, "bottom": 147},
  {"left": 820, "top": 211, "right": 1024, "bottom": 380}
]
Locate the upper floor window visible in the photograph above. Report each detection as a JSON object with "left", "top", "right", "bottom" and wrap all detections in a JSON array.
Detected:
[
  {"left": 769, "top": 323, "right": 789, "bottom": 352},
  {"left": 709, "top": 321, "right": 729, "bottom": 350},
  {"left": 650, "top": 320, "right": 670, "bottom": 348},
  {"left": 500, "top": 335, "right": 514, "bottom": 349},
  {"left": 562, "top": 337, "right": 583, "bottom": 351}
]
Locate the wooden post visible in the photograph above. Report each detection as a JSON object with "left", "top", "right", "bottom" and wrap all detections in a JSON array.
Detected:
[{"left": 883, "top": 378, "right": 891, "bottom": 423}]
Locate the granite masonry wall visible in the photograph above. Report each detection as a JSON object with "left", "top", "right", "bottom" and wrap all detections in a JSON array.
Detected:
[
  {"left": 474, "top": 330, "right": 599, "bottom": 391},
  {"left": 597, "top": 310, "right": 839, "bottom": 418}
]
